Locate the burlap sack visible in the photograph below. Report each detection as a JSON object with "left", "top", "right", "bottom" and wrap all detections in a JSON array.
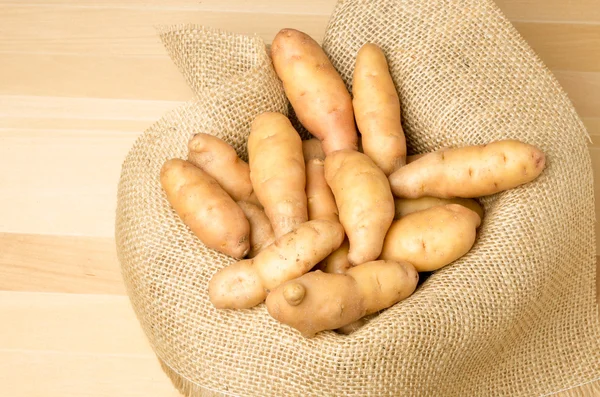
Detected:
[{"left": 115, "top": 0, "right": 600, "bottom": 395}]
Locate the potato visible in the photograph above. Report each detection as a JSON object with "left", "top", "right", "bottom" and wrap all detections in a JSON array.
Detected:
[
  {"left": 271, "top": 29, "right": 358, "bottom": 155},
  {"left": 302, "top": 138, "right": 325, "bottom": 161},
  {"left": 389, "top": 140, "right": 546, "bottom": 198},
  {"left": 353, "top": 43, "right": 406, "bottom": 175},
  {"left": 317, "top": 238, "right": 351, "bottom": 274},
  {"left": 325, "top": 150, "right": 395, "bottom": 265},
  {"left": 248, "top": 112, "right": 307, "bottom": 238},
  {"left": 306, "top": 158, "right": 339, "bottom": 223},
  {"left": 188, "top": 133, "right": 258, "bottom": 204},
  {"left": 380, "top": 204, "right": 481, "bottom": 272},
  {"left": 237, "top": 201, "right": 275, "bottom": 258},
  {"left": 394, "top": 197, "right": 484, "bottom": 220},
  {"left": 208, "top": 220, "right": 345, "bottom": 309},
  {"left": 304, "top": 150, "right": 351, "bottom": 275},
  {"left": 266, "top": 260, "right": 418, "bottom": 337},
  {"left": 160, "top": 159, "right": 250, "bottom": 258}
]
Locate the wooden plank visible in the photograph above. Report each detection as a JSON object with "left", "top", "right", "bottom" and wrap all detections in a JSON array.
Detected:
[
  {"left": 0, "top": 0, "right": 337, "bottom": 15},
  {"left": 0, "top": 5, "right": 329, "bottom": 56},
  {"left": 0, "top": 233, "right": 123, "bottom": 294},
  {"left": 0, "top": 128, "right": 137, "bottom": 237},
  {"left": 513, "top": 22, "right": 600, "bottom": 73},
  {"left": 0, "top": 291, "right": 180, "bottom": 396},
  {"left": 554, "top": 71, "right": 600, "bottom": 118},
  {"left": 0, "top": 95, "right": 183, "bottom": 131},
  {"left": 0, "top": 95, "right": 182, "bottom": 121},
  {"left": 1, "top": 0, "right": 599, "bottom": 24},
  {"left": 0, "top": 53, "right": 192, "bottom": 100},
  {"left": 495, "top": 0, "right": 600, "bottom": 23},
  {"left": 0, "top": 292, "right": 148, "bottom": 353},
  {"left": 0, "top": 350, "right": 180, "bottom": 397}
]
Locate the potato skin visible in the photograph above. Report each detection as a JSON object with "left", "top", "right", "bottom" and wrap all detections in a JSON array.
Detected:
[
  {"left": 302, "top": 138, "right": 325, "bottom": 161},
  {"left": 394, "top": 197, "right": 484, "bottom": 220},
  {"left": 188, "top": 133, "right": 258, "bottom": 204},
  {"left": 271, "top": 29, "right": 358, "bottom": 155},
  {"left": 160, "top": 159, "right": 250, "bottom": 259},
  {"left": 389, "top": 140, "right": 546, "bottom": 198},
  {"left": 208, "top": 220, "right": 345, "bottom": 309},
  {"left": 325, "top": 150, "right": 395, "bottom": 265},
  {"left": 237, "top": 201, "right": 275, "bottom": 258},
  {"left": 306, "top": 158, "right": 339, "bottom": 223},
  {"left": 380, "top": 204, "right": 481, "bottom": 272},
  {"left": 248, "top": 112, "right": 307, "bottom": 238},
  {"left": 266, "top": 260, "right": 418, "bottom": 337},
  {"left": 318, "top": 238, "right": 351, "bottom": 274},
  {"left": 353, "top": 43, "right": 406, "bottom": 175}
]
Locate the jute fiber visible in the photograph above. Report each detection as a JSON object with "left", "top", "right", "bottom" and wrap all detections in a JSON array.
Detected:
[{"left": 115, "top": 1, "right": 600, "bottom": 395}]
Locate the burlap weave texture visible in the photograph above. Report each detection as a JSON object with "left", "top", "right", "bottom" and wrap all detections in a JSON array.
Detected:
[{"left": 116, "top": 1, "right": 600, "bottom": 395}]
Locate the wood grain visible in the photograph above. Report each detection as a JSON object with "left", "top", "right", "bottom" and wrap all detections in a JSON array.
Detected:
[
  {"left": 554, "top": 71, "right": 600, "bottom": 118},
  {"left": 0, "top": 233, "right": 122, "bottom": 294},
  {"left": 0, "top": 54, "right": 192, "bottom": 100},
  {"left": 495, "top": 0, "right": 600, "bottom": 23},
  {"left": 0, "top": 5, "right": 329, "bottom": 55},
  {"left": 512, "top": 22, "right": 600, "bottom": 73},
  {"left": 0, "top": 292, "right": 145, "bottom": 353},
  {"left": 0, "top": 128, "right": 137, "bottom": 236},
  {"left": 0, "top": 350, "right": 180, "bottom": 397}
]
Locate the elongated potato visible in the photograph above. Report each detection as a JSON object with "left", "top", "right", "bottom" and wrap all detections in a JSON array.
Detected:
[
  {"left": 237, "top": 201, "right": 275, "bottom": 258},
  {"left": 306, "top": 158, "right": 339, "bottom": 223},
  {"left": 380, "top": 204, "right": 481, "bottom": 272},
  {"left": 209, "top": 220, "right": 345, "bottom": 309},
  {"left": 325, "top": 150, "right": 395, "bottom": 265},
  {"left": 188, "top": 133, "right": 258, "bottom": 204},
  {"left": 302, "top": 138, "right": 325, "bottom": 161},
  {"left": 271, "top": 29, "right": 358, "bottom": 155},
  {"left": 318, "top": 238, "right": 351, "bottom": 274},
  {"left": 304, "top": 155, "right": 351, "bottom": 274},
  {"left": 160, "top": 159, "right": 250, "bottom": 258},
  {"left": 389, "top": 140, "right": 546, "bottom": 198},
  {"left": 394, "top": 197, "right": 484, "bottom": 220},
  {"left": 249, "top": 112, "right": 307, "bottom": 238},
  {"left": 266, "top": 260, "right": 418, "bottom": 337},
  {"left": 353, "top": 43, "right": 406, "bottom": 175}
]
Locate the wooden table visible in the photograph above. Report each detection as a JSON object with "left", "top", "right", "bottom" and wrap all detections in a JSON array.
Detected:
[{"left": 1, "top": 1, "right": 598, "bottom": 395}]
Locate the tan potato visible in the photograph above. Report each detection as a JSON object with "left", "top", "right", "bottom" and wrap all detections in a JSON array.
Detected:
[
  {"left": 325, "top": 150, "right": 395, "bottom": 265},
  {"left": 266, "top": 260, "right": 418, "bottom": 337},
  {"left": 406, "top": 148, "right": 450, "bottom": 164},
  {"left": 389, "top": 140, "right": 546, "bottom": 198},
  {"left": 304, "top": 154, "right": 350, "bottom": 274},
  {"left": 380, "top": 204, "right": 481, "bottom": 272},
  {"left": 271, "top": 29, "right": 358, "bottom": 155},
  {"left": 306, "top": 158, "right": 339, "bottom": 223},
  {"left": 237, "top": 201, "right": 275, "bottom": 258},
  {"left": 248, "top": 112, "right": 307, "bottom": 238},
  {"left": 353, "top": 43, "right": 406, "bottom": 175},
  {"left": 394, "top": 197, "right": 484, "bottom": 220},
  {"left": 160, "top": 159, "right": 250, "bottom": 258},
  {"left": 188, "top": 133, "right": 258, "bottom": 204},
  {"left": 208, "top": 220, "right": 345, "bottom": 309},
  {"left": 317, "top": 238, "right": 351, "bottom": 274},
  {"left": 302, "top": 138, "right": 325, "bottom": 161}
]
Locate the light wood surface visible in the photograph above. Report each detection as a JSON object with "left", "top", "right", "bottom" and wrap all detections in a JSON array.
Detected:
[{"left": 0, "top": 1, "right": 598, "bottom": 396}]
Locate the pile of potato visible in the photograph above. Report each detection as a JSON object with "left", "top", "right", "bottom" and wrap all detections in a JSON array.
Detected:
[{"left": 160, "top": 29, "right": 546, "bottom": 338}]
